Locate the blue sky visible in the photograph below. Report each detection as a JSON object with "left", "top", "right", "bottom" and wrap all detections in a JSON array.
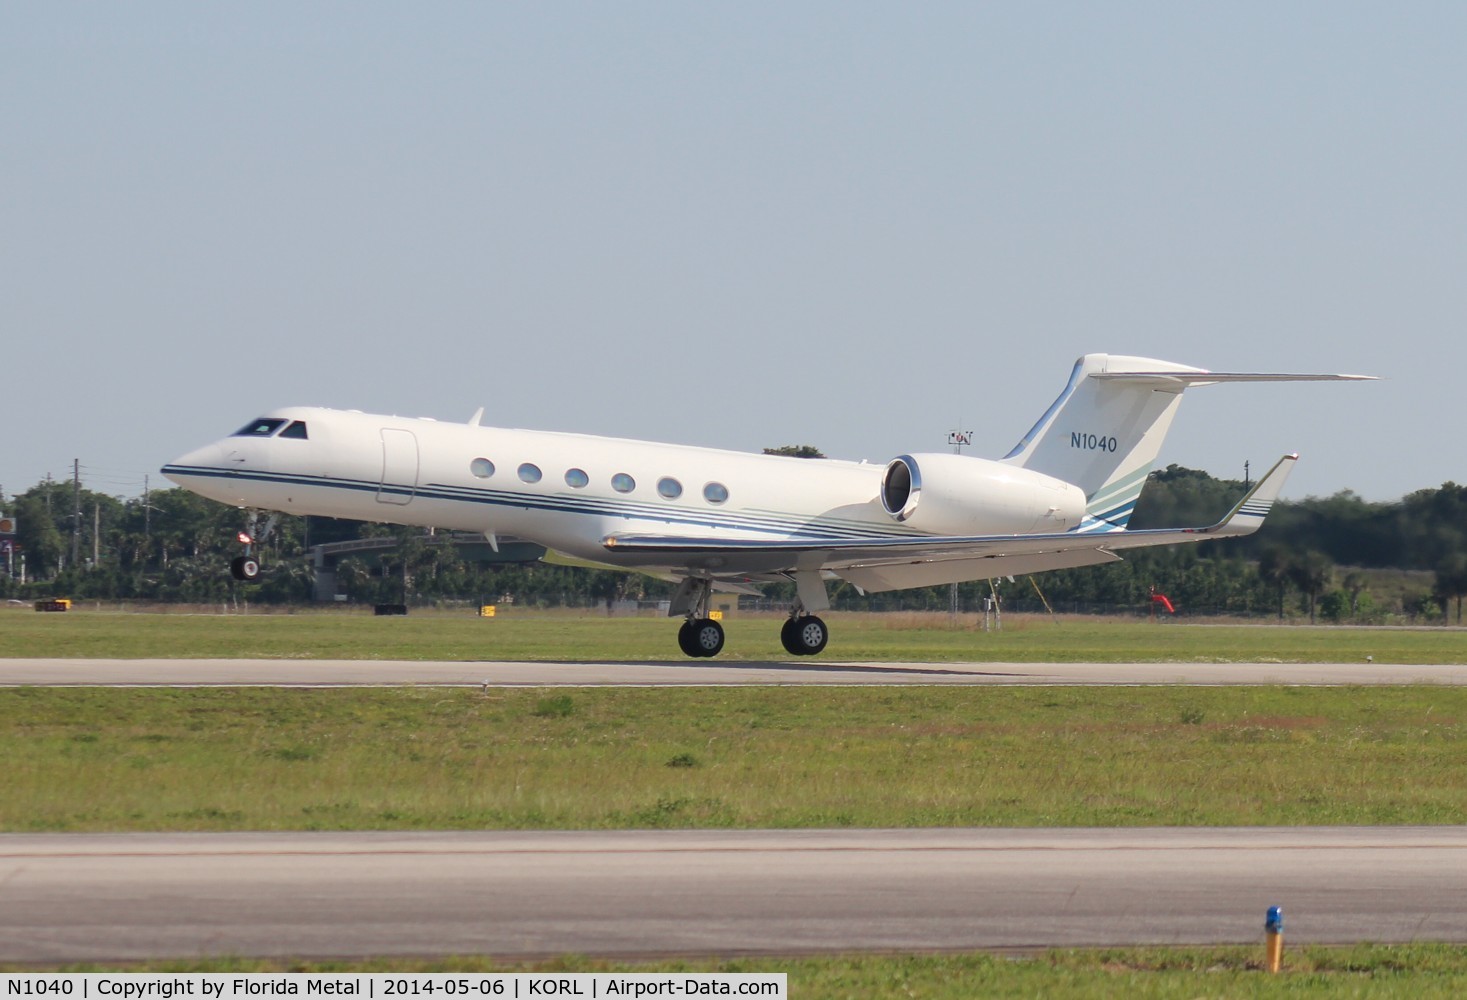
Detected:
[{"left": 3, "top": 3, "right": 1457, "bottom": 504}]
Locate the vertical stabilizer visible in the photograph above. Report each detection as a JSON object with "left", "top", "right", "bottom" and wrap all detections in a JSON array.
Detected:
[
  {"left": 1003, "top": 355, "right": 1373, "bottom": 533},
  {"left": 1001, "top": 354, "right": 1205, "bottom": 532}
]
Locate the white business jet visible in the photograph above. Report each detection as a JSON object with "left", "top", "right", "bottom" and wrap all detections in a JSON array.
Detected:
[{"left": 162, "top": 353, "right": 1370, "bottom": 658}]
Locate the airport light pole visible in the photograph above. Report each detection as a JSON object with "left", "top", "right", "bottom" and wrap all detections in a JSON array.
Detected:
[{"left": 947, "top": 428, "right": 972, "bottom": 622}]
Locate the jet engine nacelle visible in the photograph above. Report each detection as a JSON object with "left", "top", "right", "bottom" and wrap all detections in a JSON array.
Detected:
[{"left": 879, "top": 453, "right": 1086, "bottom": 535}]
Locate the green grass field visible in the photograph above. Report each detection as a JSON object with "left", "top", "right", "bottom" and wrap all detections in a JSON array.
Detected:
[
  {"left": 19, "top": 946, "right": 1467, "bottom": 998},
  {"left": 4, "top": 610, "right": 1465, "bottom": 831},
  {"left": 4, "top": 606, "right": 1466, "bottom": 662},
  {"left": 4, "top": 685, "right": 1464, "bottom": 831}
]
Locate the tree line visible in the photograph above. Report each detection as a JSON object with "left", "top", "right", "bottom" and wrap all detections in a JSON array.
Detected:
[{"left": 1, "top": 467, "right": 1464, "bottom": 622}]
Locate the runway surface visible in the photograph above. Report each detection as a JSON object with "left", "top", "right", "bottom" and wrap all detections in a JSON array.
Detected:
[
  {"left": 2, "top": 657, "right": 1465, "bottom": 686},
  {"left": 3, "top": 827, "right": 1466, "bottom": 962}
]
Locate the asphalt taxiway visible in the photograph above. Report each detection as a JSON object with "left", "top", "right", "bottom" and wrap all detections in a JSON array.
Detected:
[{"left": 3, "top": 827, "right": 1465, "bottom": 962}]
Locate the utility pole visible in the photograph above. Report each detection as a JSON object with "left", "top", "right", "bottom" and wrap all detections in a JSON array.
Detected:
[
  {"left": 143, "top": 474, "right": 151, "bottom": 540},
  {"left": 1, "top": 485, "right": 9, "bottom": 581},
  {"left": 93, "top": 502, "right": 100, "bottom": 567},
  {"left": 71, "top": 460, "right": 81, "bottom": 570}
]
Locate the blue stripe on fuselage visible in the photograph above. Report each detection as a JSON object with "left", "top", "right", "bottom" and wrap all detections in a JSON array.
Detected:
[{"left": 159, "top": 464, "right": 915, "bottom": 541}]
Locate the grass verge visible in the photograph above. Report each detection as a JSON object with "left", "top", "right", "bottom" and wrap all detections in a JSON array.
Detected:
[
  {"left": 13, "top": 946, "right": 1467, "bottom": 998},
  {"left": 2, "top": 608, "right": 1466, "bottom": 662},
  {"left": 4, "top": 685, "right": 1464, "bottom": 831}
]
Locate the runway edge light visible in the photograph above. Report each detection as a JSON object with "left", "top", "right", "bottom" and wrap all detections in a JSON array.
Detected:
[{"left": 1265, "top": 905, "right": 1284, "bottom": 973}]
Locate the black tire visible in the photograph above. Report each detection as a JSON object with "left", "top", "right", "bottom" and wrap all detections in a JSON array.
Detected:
[
  {"left": 230, "top": 555, "right": 261, "bottom": 582},
  {"left": 677, "top": 620, "right": 700, "bottom": 658},
  {"left": 780, "top": 617, "right": 802, "bottom": 656},
  {"left": 788, "top": 615, "right": 828, "bottom": 656},
  {"left": 690, "top": 617, "right": 725, "bottom": 658}
]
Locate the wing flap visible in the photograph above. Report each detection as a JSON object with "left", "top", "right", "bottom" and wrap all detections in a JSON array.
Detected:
[{"left": 838, "top": 547, "right": 1123, "bottom": 593}]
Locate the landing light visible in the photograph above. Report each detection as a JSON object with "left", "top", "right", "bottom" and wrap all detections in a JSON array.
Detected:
[{"left": 237, "top": 532, "right": 253, "bottom": 545}]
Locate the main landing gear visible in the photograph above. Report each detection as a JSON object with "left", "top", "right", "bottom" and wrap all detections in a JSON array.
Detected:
[
  {"left": 671, "top": 577, "right": 725, "bottom": 658},
  {"left": 678, "top": 617, "right": 725, "bottom": 658},
  {"left": 668, "top": 574, "right": 831, "bottom": 659},
  {"left": 778, "top": 572, "right": 833, "bottom": 658},
  {"left": 780, "top": 613, "right": 829, "bottom": 656},
  {"left": 229, "top": 512, "right": 278, "bottom": 582}
]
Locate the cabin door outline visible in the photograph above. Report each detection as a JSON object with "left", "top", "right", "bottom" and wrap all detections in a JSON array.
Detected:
[{"left": 377, "top": 428, "right": 419, "bottom": 505}]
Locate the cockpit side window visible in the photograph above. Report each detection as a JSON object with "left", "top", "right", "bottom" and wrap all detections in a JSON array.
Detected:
[
  {"left": 233, "top": 418, "right": 287, "bottom": 437},
  {"left": 280, "top": 421, "right": 309, "bottom": 440}
]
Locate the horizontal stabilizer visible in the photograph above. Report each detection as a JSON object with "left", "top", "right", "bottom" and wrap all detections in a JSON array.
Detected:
[{"left": 1090, "top": 371, "right": 1377, "bottom": 386}]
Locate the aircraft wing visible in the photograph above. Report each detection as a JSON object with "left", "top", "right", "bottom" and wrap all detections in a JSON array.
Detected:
[{"left": 602, "top": 454, "right": 1297, "bottom": 591}]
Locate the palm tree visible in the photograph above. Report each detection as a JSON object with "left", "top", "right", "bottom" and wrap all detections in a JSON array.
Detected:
[
  {"left": 1342, "top": 571, "right": 1369, "bottom": 620},
  {"left": 1288, "top": 551, "right": 1333, "bottom": 625},
  {"left": 1432, "top": 554, "right": 1467, "bottom": 625},
  {"left": 1257, "top": 548, "right": 1293, "bottom": 621}
]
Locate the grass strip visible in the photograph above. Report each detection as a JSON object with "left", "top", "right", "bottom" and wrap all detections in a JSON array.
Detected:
[
  {"left": 4, "top": 686, "right": 1464, "bottom": 831},
  {"left": 12, "top": 945, "right": 1467, "bottom": 998},
  {"left": 2, "top": 609, "right": 1466, "bottom": 662}
]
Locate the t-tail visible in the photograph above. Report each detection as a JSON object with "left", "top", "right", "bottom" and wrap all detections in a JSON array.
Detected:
[{"left": 1001, "top": 353, "right": 1375, "bottom": 534}]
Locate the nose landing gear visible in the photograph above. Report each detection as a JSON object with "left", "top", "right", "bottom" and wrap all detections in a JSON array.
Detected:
[
  {"left": 229, "top": 513, "right": 278, "bottom": 582},
  {"left": 229, "top": 554, "right": 261, "bottom": 582}
]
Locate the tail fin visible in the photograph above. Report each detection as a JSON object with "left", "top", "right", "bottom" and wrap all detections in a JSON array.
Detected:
[{"left": 1002, "top": 354, "right": 1374, "bottom": 533}]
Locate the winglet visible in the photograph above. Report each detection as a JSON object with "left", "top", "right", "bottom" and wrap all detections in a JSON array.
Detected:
[
  {"left": 1207, "top": 453, "right": 1297, "bottom": 538},
  {"left": 468, "top": 407, "right": 484, "bottom": 426}
]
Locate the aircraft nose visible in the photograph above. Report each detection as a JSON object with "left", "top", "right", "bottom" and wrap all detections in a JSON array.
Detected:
[{"left": 161, "top": 441, "right": 227, "bottom": 486}]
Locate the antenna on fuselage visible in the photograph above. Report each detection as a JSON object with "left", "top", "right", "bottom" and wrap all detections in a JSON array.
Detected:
[{"left": 468, "top": 407, "right": 484, "bottom": 426}]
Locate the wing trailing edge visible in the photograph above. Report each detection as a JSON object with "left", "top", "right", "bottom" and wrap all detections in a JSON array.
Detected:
[{"left": 601, "top": 454, "right": 1298, "bottom": 591}]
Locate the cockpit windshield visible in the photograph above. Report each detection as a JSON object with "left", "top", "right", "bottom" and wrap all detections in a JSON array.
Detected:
[{"left": 233, "top": 418, "right": 287, "bottom": 437}]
